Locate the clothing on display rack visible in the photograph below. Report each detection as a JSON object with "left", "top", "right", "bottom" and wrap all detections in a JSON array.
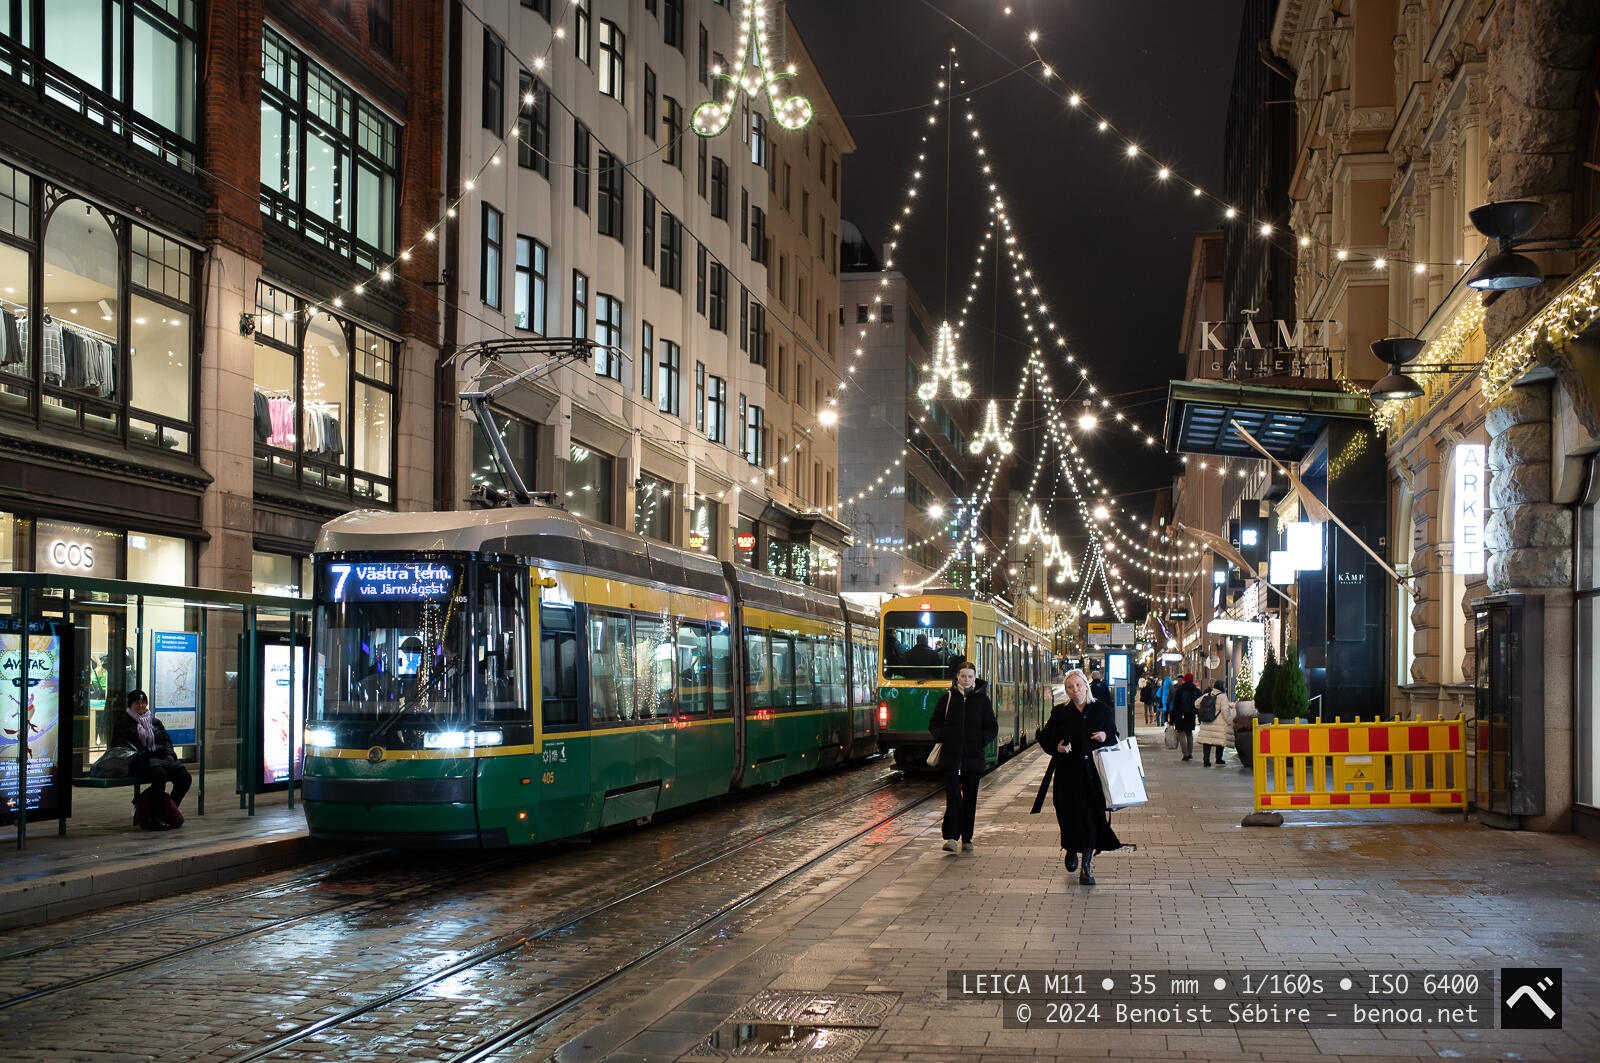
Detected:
[
  {"left": 0, "top": 308, "right": 22, "bottom": 367},
  {"left": 11, "top": 312, "right": 115, "bottom": 397},
  {"left": 253, "top": 387, "right": 342, "bottom": 458}
]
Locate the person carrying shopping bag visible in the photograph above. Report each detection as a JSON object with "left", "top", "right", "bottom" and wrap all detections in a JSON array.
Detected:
[
  {"left": 1034, "top": 669, "right": 1124, "bottom": 884},
  {"left": 928, "top": 661, "right": 998, "bottom": 853}
]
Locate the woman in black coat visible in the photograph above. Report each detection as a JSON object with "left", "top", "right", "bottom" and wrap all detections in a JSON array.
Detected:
[
  {"left": 110, "top": 689, "right": 191, "bottom": 829},
  {"left": 1036, "top": 668, "right": 1122, "bottom": 884},
  {"left": 928, "top": 661, "right": 998, "bottom": 852}
]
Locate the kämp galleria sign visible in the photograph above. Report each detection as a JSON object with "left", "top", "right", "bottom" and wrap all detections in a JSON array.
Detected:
[{"left": 1198, "top": 318, "right": 1344, "bottom": 351}]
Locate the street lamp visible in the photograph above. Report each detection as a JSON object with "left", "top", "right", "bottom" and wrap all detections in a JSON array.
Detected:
[{"left": 1466, "top": 200, "right": 1547, "bottom": 291}]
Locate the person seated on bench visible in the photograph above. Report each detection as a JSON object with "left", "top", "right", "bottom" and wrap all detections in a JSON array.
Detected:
[{"left": 111, "top": 689, "right": 191, "bottom": 830}]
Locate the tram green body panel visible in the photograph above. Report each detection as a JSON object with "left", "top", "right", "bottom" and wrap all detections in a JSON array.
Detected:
[
  {"left": 877, "top": 684, "right": 999, "bottom": 768},
  {"left": 588, "top": 729, "right": 664, "bottom": 826},
  {"left": 664, "top": 717, "right": 735, "bottom": 807},
  {"left": 532, "top": 735, "right": 591, "bottom": 839},
  {"left": 475, "top": 755, "right": 540, "bottom": 846},
  {"left": 302, "top": 755, "right": 479, "bottom": 837}
]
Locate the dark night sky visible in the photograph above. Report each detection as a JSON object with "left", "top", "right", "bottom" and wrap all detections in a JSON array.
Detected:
[{"left": 790, "top": 0, "right": 1247, "bottom": 538}]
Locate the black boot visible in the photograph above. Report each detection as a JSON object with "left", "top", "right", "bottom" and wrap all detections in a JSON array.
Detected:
[
  {"left": 1064, "top": 850, "right": 1078, "bottom": 872},
  {"left": 1078, "top": 852, "right": 1094, "bottom": 885}
]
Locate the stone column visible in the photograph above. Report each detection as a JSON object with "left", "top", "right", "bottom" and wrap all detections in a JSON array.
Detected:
[{"left": 1485, "top": 382, "right": 1573, "bottom": 831}]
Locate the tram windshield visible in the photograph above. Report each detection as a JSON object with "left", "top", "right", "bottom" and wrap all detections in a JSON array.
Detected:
[
  {"left": 881, "top": 609, "right": 967, "bottom": 680},
  {"left": 312, "top": 559, "right": 471, "bottom": 732}
]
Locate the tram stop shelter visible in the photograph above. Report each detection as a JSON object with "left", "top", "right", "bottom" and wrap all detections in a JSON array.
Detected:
[{"left": 1, "top": 572, "right": 313, "bottom": 849}]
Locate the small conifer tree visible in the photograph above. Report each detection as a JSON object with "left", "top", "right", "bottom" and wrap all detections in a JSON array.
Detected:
[{"left": 1274, "top": 642, "right": 1311, "bottom": 721}]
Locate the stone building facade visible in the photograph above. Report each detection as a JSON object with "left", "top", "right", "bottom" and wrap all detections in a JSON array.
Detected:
[{"left": 1275, "top": 0, "right": 1600, "bottom": 833}]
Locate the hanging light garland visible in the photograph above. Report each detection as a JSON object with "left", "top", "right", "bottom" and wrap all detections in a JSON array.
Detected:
[
  {"left": 970, "top": 397, "right": 1013, "bottom": 455},
  {"left": 692, "top": 0, "right": 813, "bottom": 137}
]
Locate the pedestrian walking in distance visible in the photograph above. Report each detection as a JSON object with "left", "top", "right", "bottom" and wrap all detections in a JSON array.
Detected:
[
  {"left": 1196, "top": 679, "right": 1235, "bottom": 767},
  {"left": 1170, "top": 672, "right": 1202, "bottom": 762},
  {"left": 1035, "top": 668, "right": 1122, "bottom": 884},
  {"left": 929, "top": 661, "right": 998, "bottom": 853}
]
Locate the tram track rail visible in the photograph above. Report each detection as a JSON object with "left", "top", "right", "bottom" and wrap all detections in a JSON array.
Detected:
[{"left": 219, "top": 772, "right": 941, "bottom": 1063}]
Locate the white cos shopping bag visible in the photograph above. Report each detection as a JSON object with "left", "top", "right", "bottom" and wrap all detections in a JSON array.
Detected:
[{"left": 1092, "top": 737, "right": 1148, "bottom": 811}]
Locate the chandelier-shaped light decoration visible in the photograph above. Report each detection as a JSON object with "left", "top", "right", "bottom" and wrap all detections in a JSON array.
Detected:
[
  {"left": 1046, "top": 535, "right": 1076, "bottom": 583},
  {"left": 969, "top": 398, "right": 1014, "bottom": 456},
  {"left": 692, "top": 0, "right": 814, "bottom": 137},
  {"left": 1018, "top": 504, "right": 1045, "bottom": 545},
  {"left": 917, "top": 322, "right": 972, "bottom": 403}
]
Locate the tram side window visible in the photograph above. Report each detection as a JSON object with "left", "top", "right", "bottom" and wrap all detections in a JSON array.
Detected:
[
  {"left": 770, "top": 634, "right": 795, "bottom": 709},
  {"left": 792, "top": 636, "right": 814, "bottom": 708},
  {"left": 710, "top": 624, "right": 732, "bottom": 713},
  {"left": 539, "top": 605, "right": 580, "bottom": 726},
  {"left": 589, "top": 612, "right": 635, "bottom": 722},
  {"left": 634, "top": 617, "right": 674, "bottom": 719},
  {"left": 676, "top": 621, "right": 709, "bottom": 714},
  {"left": 477, "top": 566, "right": 532, "bottom": 722},
  {"left": 745, "top": 630, "right": 769, "bottom": 709},
  {"left": 829, "top": 638, "right": 846, "bottom": 708},
  {"left": 881, "top": 609, "right": 967, "bottom": 680}
]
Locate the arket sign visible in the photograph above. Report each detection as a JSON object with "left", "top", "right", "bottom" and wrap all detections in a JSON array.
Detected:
[{"left": 1454, "top": 444, "right": 1486, "bottom": 575}]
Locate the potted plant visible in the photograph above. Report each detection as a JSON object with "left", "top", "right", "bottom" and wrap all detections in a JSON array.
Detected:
[
  {"left": 1274, "top": 642, "right": 1310, "bottom": 722},
  {"left": 1232, "top": 669, "right": 1257, "bottom": 769}
]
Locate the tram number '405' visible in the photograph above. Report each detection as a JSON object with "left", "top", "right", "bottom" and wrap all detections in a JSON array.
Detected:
[{"left": 542, "top": 772, "right": 556, "bottom": 784}]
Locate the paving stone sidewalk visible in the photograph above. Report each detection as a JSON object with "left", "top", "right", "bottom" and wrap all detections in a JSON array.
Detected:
[{"left": 561, "top": 735, "right": 1600, "bottom": 1063}]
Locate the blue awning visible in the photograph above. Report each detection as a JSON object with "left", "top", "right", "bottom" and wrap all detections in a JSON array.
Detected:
[{"left": 1164, "top": 379, "right": 1372, "bottom": 461}]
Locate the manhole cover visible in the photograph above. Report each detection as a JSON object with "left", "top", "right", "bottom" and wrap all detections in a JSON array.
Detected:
[
  {"left": 682, "top": 1023, "right": 872, "bottom": 1061},
  {"left": 730, "top": 991, "right": 896, "bottom": 1027}
]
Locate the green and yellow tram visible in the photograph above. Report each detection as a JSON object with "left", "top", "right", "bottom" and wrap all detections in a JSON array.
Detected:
[
  {"left": 875, "top": 592, "right": 1051, "bottom": 769},
  {"left": 303, "top": 506, "right": 881, "bottom": 848}
]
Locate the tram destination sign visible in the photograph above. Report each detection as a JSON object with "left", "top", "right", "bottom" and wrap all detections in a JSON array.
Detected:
[{"left": 322, "top": 562, "right": 457, "bottom": 602}]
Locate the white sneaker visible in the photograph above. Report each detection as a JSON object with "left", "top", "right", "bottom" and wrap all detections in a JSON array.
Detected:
[
  {"left": 942, "top": 838, "right": 958, "bottom": 852},
  {"left": 961, "top": 841, "right": 973, "bottom": 852}
]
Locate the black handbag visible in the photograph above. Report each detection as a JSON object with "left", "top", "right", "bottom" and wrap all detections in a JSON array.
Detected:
[{"left": 89, "top": 747, "right": 136, "bottom": 778}]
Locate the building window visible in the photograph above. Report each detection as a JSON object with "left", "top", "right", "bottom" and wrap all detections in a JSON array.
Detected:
[
  {"left": 574, "top": 0, "right": 591, "bottom": 64},
  {"left": 634, "top": 472, "right": 673, "bottom": 543},
  {"left": 696, "top": 242, "right": 708, "bottom": 315},
  {"left": 597, "top": 20, "right": 624, "bottom": 100},
  {"left": 368, "top": 0, "right": 394, "bottom": 53},
  {"left": 750, "top": 113, "right": 767, "bottom": 167},
  {"left": 597, "top": 152, "right": 624, "bottom": 239},
  {"left": 699, "top": 23, "right": 710, "bottom": 85},
  {"left": 801, "top": 189, "right": 810, "bottom": 235},
  {"left": 657, "top": 339, "right": 681, "bottom": 415},
  {"left": 260, "top": 28, "right": 400, "bottom": 267},
  {"left": 711, "top": 157, "right": 729, "bottom": 219},
  {"left": 522, "top": 0, "right": 551, "bottom": 16},
  {"left": 744, "top": 405, "right": 765, "bottom": 465},
  {"left": 253, "top": 281, "right": 396, "bottom": 503},
  {"left": 594, "top": 293, "right": 623, "bottom": 381},
  {"left": 642, "top": 191, "right": 656, "bottom": 269},
  {"left": 472, "top": 412, "right": 537, "bottom": 497},
  {"left": 882, "top": 303, "right": 895, "bottom": 323},
  {"left": 749, "top": 207, "right": 767, "bottom": 264},
  {"left": 664, "top": 0, "right": 684, "bottom": 50},
  {"left": 782, "top": 163, "right": 791, "bottom": 211},
  {"left": 640, "top": 321, "right": 654, "bottom": 401},
  {"left": 709, "top": 262, "right": 727, "bottom": 331},
  {"left": 0, "top": 178, "right": 201, "bottom": 457},
  {"left": 572, "top": 270, "right": 588, "bottom": 340},
  {"left": 740, "top": 187, "right": 748, "bottom": 243},
  {"left": 739, "top": 285, "right": 749, "bottom": 352},
  {"left": 707, "top": 375, "right": 727, "bottom": 444},
  {"left": 482, "top": 29, "right": 503, "bottom": 130},
  {"left": 698, "top": 135, "right": 708, "bottom": 199},
  {"left": 573, "top": 121, "right": 591, "bottom": 211},
  {"left": 8, "top": 0, "right": 200, "bottom": 161},
  {"left": 662, "top": 97, "right": 683, "bottom": 167},
  {"left": 518, "top": 75, "right": 550, "bottom": 176},
  {"left": 567, "top": 441, "right": 612, "bottom": 525},
  {"left": 514, "top": 236, "right": 547, "bottom": 333},
  {"left": 643, "top": 66, "right": 657, "bottom": 140},
  {"left": 748, "top": 299, "right": 767, "bottom": 365},
  {"left": 660, "top": 210, "right": 683, "bottom": 290},
  {"left": 694, "top": 361, "right": 705, "bottom": 432},
  {"left": 481, "top": 203, "right": 503, "bottom": 310}
]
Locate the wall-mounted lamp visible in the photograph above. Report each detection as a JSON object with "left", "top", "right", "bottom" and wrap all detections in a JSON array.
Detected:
[
  {"left": 1368, "top": 336, "right": 1476, "bottom": 402},
  {"left": 238, "top": 312, "right": 256, "bottom": 337},
  {"left": 1467, "top": 200, "right": 1548, "bottom": 291}
]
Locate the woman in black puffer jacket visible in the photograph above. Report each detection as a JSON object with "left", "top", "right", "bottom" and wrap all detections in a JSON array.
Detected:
[{"left": 928, "top": 660, "right": 998, "bottom": 853}]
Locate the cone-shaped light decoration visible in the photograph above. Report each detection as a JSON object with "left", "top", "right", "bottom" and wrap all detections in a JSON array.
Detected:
[
  {"left": 917, "top": 322, "right": 972, "bottom": 402},
  {"left": 692, "top": 0, "right": 814, "bottom": 137},
  {"left": 969, "top": 399, "right": 1014, "bottom": 456},
  {"left": 1018, "top": 504, "right": 1045, "bottom": 544}
]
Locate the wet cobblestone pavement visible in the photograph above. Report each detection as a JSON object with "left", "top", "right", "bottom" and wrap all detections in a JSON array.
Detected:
[{"left": 3, "top": 744, "right": 1598, "bottom": 1063}]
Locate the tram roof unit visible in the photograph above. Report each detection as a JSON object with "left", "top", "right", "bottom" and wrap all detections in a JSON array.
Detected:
[{"left": 316, "top": 506, "right": 855, "bottom": 624}]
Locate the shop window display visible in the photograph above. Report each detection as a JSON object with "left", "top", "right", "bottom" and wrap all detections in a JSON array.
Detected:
[
  {"left": 252, "top": 281, "right": 397, "bottom": 503},
  {"left": 0, "top": 168, "right": 198, "bottom": 453},
  {"left": 567, "top": 442, "right": 613, "bottom": 525}
]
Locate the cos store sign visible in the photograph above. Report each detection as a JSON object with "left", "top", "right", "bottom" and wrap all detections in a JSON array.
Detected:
[{"left": 34, "top": 521, "right": 122, "bottom": 577}]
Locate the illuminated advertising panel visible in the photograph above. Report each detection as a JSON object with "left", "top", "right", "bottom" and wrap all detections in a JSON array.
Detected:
[
  {"left": 1454, "top": 443, "right": 1486, "bottom": 575},
  {"left": 1, "top": 617, "right": 68, "bottom": 824}
]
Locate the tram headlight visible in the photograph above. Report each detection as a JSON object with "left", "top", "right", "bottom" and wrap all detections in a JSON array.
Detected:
[
  {"left": 306, "top": 728, "right": 338, "bottom": 748},
  {"left": 423, "top": 730, "right": 505, "bottom": 750}
]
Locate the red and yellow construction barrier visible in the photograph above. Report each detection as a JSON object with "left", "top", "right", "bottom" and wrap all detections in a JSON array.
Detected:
[{"left": 1252, "top": 716, "right": 1466, "bottom": 812}]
